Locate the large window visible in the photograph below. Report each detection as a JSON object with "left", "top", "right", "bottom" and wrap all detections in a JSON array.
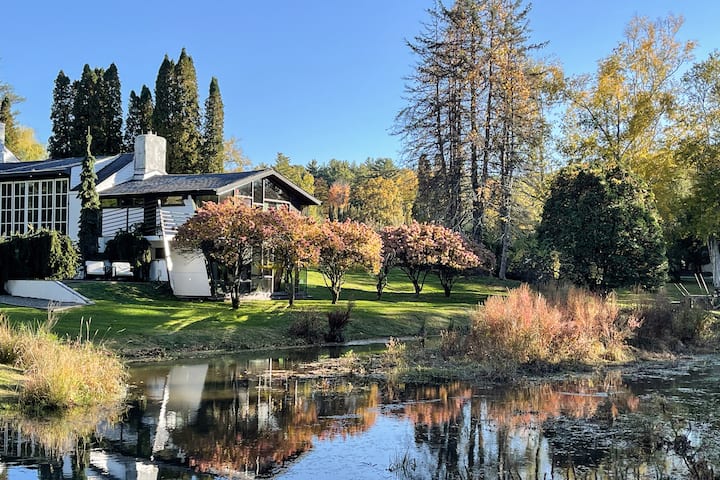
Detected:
[{"left": 0, "top": 179, "right": 69, "bottom": 237}]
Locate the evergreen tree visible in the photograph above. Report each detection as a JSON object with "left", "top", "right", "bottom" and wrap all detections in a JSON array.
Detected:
[
  {"left": 0, "top": 96, "right": 19, "bottom": 152},
  {"left": 48, "top": 71, "right": 75, "bottom": 158},
  {"left": 70, "top": 65, "right": 100, "bottom": 156},
  {"left": 125, "top": 85, "right": 155, "bottom": 150},
  {"left": 201, "top": 77, "right": 224, "bottom": 173},
  {"left": 152, "top": 55, "right": 175, "bottom": 140},
  {"left": 171, "top": 48, "right": 202, "bottom": 173},
  {"left": 77, "top": 130, "right": 101, "bottom": 261},
  {"left": 98, "top": 63, "right": 123, "bottom": 154}
]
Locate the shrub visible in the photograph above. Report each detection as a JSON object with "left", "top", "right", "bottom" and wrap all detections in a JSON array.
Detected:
[
  {"left": 468, "top": 284, "right": 633, "bottom": 368},
  {"left": 103, "top": 228, "right": 152, "bottom": 280},
  {"left": 288, "top": 310, "right": 325, "bottom": 344},
  {"left": 0, "top": 230, "right": 79, "bottom": 289},
  {"left": 325, "top": 302, "right": 353, "bottom": 343},
  {"left": 632, "top": 296, "right": 715, "bottom": 350}
]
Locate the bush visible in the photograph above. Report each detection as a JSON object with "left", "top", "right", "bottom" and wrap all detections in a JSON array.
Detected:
[
  {"left": 632, "top": 296, "right": 715, "bottom": 350},
  {"left": 0, "top": 230, "right": 79, "bottom": 289},
  {"left": 287, "top": 310, "right": 325, "bottom": 344},
  {"left": 325, "top": 302, "right": 353, "bottom": 343},
  {"left": 104, "top": 228, "right": 152, "bottom": 280},
  {"left": 467, "top": 284, "right": 633, "bottom": 368}
]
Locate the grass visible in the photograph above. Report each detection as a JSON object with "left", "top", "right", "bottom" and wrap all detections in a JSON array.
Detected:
[
  {"left": 0, "top": 270, "right": 518, "bottom": 358},
  {"left": 0, "top": 313, "right": 126, "bottom": 410}
]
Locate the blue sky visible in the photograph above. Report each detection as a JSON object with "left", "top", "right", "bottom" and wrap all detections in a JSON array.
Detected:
[{"left": 2, "top": 1, "right": 719, "bottom": 167}]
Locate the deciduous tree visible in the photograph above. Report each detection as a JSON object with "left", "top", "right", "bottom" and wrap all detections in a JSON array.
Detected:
[
  {"left": 318, "top": 220, "right": 382, "bottom": 303},
  {"left": 174, "top": 198, "right": 265, "bottom": 309}
]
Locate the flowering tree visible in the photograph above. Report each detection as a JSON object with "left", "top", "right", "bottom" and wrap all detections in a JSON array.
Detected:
[
  {"left": 376, "top": 227, "right": 397, "bottom": 299},
  {"left": 318, "top": 220, "right": 382, "bottom": 303},
  {"left": 433, "top": 232, "right": 487, "bottom": 297},
  {"left": 262, "top": 207, "right": 321, "bottom": 306},
  {"left": 382, "top": 222, "right": 438, "bottom": 296},
  {"left": 174, "top": 198, "right": 264, "bottom": 309}
]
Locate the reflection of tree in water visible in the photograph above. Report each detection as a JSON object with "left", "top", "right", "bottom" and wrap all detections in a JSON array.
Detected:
[
  {"left": 389, "top": 372, "right": 643, "bottom": 479},
  {"left": 124, "top": 361, "right": 382, "bottom": 477}
]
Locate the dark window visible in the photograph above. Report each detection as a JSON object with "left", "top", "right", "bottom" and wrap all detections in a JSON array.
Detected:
[
  {"left": 264, "top": 179, "right": 292, "bottom": 202},
  {"left": 160, "top": 195, "right": 185, "bottom": 206},
  {"left": 253, "top": 179, "right": 263, "bottom": 204}
]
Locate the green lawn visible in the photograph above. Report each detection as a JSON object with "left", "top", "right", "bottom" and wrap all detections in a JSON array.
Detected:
[{"left": 0, "top": 270, "right": 518, "bottom": 357}]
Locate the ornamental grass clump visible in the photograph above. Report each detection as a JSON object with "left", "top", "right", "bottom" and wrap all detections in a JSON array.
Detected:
[
  {"left": 0, "top": 313, "right": 126, "bottom": 411},
  {"left": 468, "top": 284, "right": 634, "bottom": 369}
]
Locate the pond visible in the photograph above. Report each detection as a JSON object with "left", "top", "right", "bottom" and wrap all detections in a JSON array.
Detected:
[{"left": 1, "top": 347, "right": 719, "bottom": 479}]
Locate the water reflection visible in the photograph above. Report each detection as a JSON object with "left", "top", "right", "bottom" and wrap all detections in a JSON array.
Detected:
[{"left": 2, "top": 353, "right": 720, "bottom": 479}]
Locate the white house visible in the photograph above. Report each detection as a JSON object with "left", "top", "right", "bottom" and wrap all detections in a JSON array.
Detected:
[{"left": 0, "top": 124, "right": 320, "bottom": 298}]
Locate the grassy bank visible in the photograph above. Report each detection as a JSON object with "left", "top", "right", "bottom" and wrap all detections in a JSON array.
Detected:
[{"left": 0, "top": 270, "right": 518, "bottom": 358}]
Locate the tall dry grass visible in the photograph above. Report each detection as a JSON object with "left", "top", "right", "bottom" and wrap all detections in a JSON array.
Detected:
[
  {"left": 0, "top": 312, "right": 126, "bottom": 410},
  {"left": 467, "top": 284, "right": 634, "bottom": 369}
]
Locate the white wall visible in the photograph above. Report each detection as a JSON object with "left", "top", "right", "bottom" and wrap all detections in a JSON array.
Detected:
[
  {"left": 166, "top": 250, "right": 211, "bottom": 297},
  {"left": 4, "top": 280, "right": 92, "bottom": 304}
]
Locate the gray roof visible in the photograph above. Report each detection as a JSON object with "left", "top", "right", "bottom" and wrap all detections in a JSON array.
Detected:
[
  {"left": 100, "top": 168, "right": 322, "bottom": 206},
  {"left": 100, "top": 171, "right": 259, "bottom": 196}
]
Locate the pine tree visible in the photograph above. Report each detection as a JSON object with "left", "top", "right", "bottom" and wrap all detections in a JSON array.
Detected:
[
  {"left": 48, "top": 71, "right": 75, "bottom": 158},
  {"left": 171, "top": 48, "right": 202, "bottom": 173},
  {"left": 77, "top": 130, "right": 101, "bottom": 261},
  {"left": 201, "top": 77, "right": 224, "bottom": 173},
  {"left": 138, "top": 85, "right": 154, "bottom": 133},
  {"left": 0, "top": 96, "right": 19, "bottom": 152}
]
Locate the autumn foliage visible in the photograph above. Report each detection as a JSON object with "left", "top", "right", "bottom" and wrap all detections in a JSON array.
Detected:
[
  {"left": 174, "top": 198, "right": 264, "bottom": 308},
  {"left": 318, "top": 220, "right": 382, "bottom": 303},
  {"left": 382, "top": 221, "right": 491, "bottom": 296},
  {"left": 468, "top": 285, "right": 634, "bottom": 369}
]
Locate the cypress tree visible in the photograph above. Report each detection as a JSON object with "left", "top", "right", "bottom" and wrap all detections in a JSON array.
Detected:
[
  {"left": 201, "top": 77, "right": 224, "bottom": 173},
  {"left": 99, "top": 63, "right": 123, "bottom": 154},
  {"left": 171, "top": 48, "right": 202, "bottom": 173},
  {"left": 138, "top": 85, "right": 154, "bottom": 133},
  {"left": 0, "top": 96, "right": 19, "bottom": 152},
  {"left": 48, "top": 71, "right": 75, "bottom": 158},
  {"left": 77, "top": 130, "right": 101, "bottom": 261}
]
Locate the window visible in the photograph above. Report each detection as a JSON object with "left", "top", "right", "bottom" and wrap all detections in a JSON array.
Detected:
[
  {"left": 0, "top": 178, "right": 69, "bottom": 237},
  {"left": 252, "top": 179, "right": 263, "bottom": 204},
  {"left": 264, "top": 179, "right": 292, "bottom": 202},
  {"left": 160, "top": 195, "right": 185, "bottom": 206}
]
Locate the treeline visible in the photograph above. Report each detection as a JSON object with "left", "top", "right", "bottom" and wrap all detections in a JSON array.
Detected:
[
  {"left": 47, "top": 49, "right": 224, "bottom": 174},
  {"left": 266, "top": 153, "right": 418, "bottom": 228}
]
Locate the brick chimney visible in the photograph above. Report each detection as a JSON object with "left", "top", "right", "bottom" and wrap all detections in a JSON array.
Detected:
[{"left": 133, "top": 133, "right": 167, "bottom": 180}]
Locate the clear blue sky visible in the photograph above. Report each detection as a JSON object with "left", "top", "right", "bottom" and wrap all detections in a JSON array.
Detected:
[{"left": 1, "top": 1, "right": 719, "bottom": 167}]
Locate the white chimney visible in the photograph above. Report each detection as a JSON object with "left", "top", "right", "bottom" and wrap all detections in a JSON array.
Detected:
[{"left": 133, "top": 133, "right": 167, "bottom": 180}]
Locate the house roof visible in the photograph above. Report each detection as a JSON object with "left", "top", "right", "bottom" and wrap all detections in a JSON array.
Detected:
[
  {"left": 100, "top": 168, "right": 322, "bottom": 206},
  {"left": 0, "top": 154, "right": 133, "bottom": 185}
]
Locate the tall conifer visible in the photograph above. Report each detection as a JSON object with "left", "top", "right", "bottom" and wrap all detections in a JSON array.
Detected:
[
  {"left": 171, "top": 48, "right": 202, "bottom": 173},
  {"left": 201, "top": 77, "right": 224, "bottom": 173},
  {"left": 71, "top": 65, "right": 100, "bottom": 156},
  {"left": 77, "top": 130, "right": 101, "bottom": 261},
  {"left": 48, "top": 71, "right": 74, "bottom": 158},
  {"left": 124, "top": 86, "right": 154, "bottom": 150},
  {"left": 99, "top": 63, "right": 123, "bottom": 154},
  {"left": 153, "top": 55, "right": 176, "bottom": 162}
]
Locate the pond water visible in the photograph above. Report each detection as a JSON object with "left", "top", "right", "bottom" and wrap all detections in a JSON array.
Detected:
[{"left": 1, "top": 347, "right": 720, "bottom": 479}]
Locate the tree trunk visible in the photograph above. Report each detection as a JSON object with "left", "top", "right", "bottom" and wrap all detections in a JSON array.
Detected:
[
  {"left": 709, "top": 234, "right": 720, "bottom": 289},
  {"left": 331, "top": 287, "right": 340, "bottom": 304}
]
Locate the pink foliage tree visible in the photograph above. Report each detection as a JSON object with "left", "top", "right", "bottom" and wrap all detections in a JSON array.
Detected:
[
  {"left": 383, "top": 221, "right": 492, "bottom": 297},
  {"left": 261, "top": 207, "right": 321, "bottom": 306},
  {"left": 318, "top": 219, "right": 382, "bottom": 304},
  {"left": 174, "top": 198, "right": 265, "bottom": 309}
]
